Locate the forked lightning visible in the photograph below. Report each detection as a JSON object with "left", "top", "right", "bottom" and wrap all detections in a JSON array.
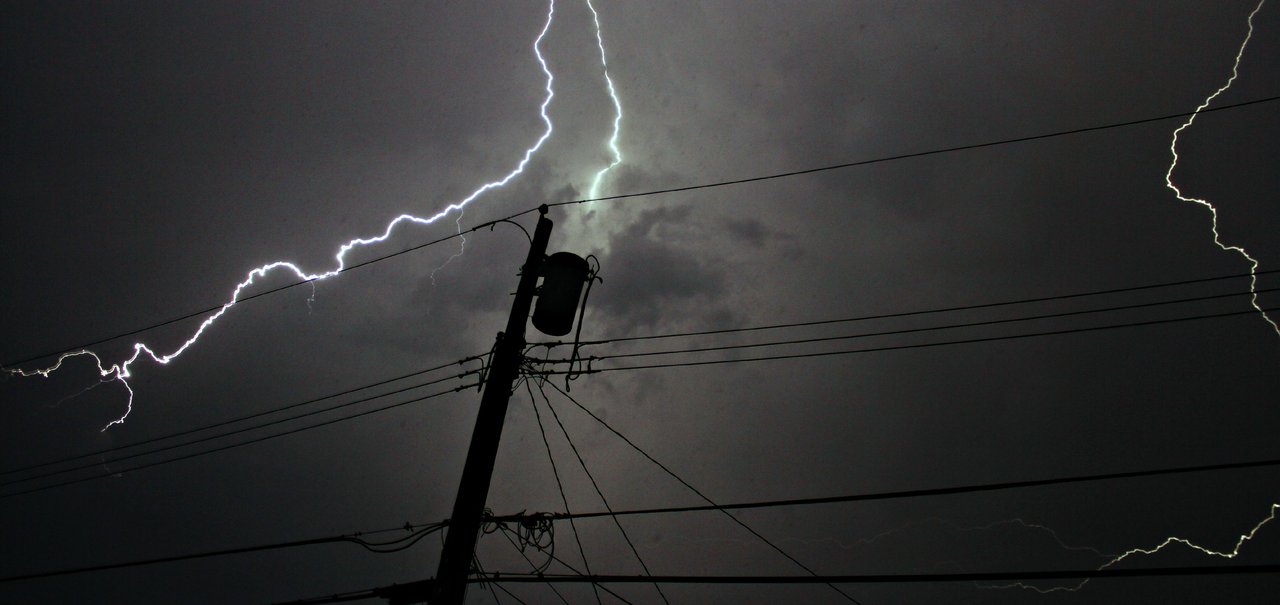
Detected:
[
  {"left": 1166, "top": 0, "right": 1277, "bottom": 336},
  {"left": 9, "top": 0, "right": 628, "bottom": 429}
]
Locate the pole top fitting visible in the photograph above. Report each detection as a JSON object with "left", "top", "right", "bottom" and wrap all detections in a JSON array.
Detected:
[{"left": 538, "top": 204, "right": 549, "bottom": 215}]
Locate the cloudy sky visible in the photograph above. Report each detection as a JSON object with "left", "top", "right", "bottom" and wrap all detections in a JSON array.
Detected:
[{"left": 2, "top": 1, "right": 1278, "bottom": 603}]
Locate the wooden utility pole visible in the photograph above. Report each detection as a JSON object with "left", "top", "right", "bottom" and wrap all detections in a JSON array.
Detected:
[{"left": 428, "top": 206, "right": 554, "bottom": 604}]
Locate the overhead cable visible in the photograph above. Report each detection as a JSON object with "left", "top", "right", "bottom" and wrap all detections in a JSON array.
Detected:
[
  {"left": 530, "top": 379, "right": 668, "bottom": 604},
  {"left": 541, "top": 380, "right": 862, "bottom": 604},
  {"left": 494, "top": 522, "right": 636, "bottom": 605},
  {"left": 15, "top": 456, "right": 1276, "bottom": 584},
  {"left": 487, "top": 457, "right": 1280, "bottom": 524},
  {"left": 530, "top": 269, "right": 1279, "bottom": 348},
  {"left": 473, "top": 566, "right": 1280, "bottom": 584},
  {"left": 1, "top": 355, "right": 483, "bottom": 478},
  {"left": 535, "top": 307, "right": 1278, "bottom": 375},
  {"left": 1, "top": 369, "right": 480, "bottom": 490},
  {"left": 534, "top": 287, "right": 1279, "bottom": 365},
  {"left": 546, "top": 96, "right": 1280, "bottom": 210},
  {"left": 280, "top": 563, "right": 1279, "bottom": 603},
  {"left": 8, "top": 95, "right": 1276, "bottom": 368},
  {"left": 0, "top": 522, "right": 445, "bottom": 584},
  {"left": 0, "top": 381, "right": 478, "bottom": 499}
]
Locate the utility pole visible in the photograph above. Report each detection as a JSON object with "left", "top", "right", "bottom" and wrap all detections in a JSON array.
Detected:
[{"left": 428, "top": 205, "right": 554, "bottom": 604}]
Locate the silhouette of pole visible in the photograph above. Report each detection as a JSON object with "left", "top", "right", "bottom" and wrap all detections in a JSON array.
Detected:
[{"left": 429, "top": 206, "right": 554, "bottom": 604}]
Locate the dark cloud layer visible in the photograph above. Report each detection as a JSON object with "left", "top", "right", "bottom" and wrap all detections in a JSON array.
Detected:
[
  {"left": 3, "top": 1, "right": 1278, "bottom": 603},
  {"left": 593, "top": 206, "right": 732, "bottom": 331}
]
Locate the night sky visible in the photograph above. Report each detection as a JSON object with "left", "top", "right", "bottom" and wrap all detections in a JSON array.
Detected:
[{"left": 2, "top": 1, "right": 1278, "bottom": 603}]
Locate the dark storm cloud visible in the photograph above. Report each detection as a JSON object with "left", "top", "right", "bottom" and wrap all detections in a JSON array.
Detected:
[
  {"left": 3, "top": 2, "right": 1278, "bottom": 603},
  {"left": 592, "top": 205, "right": 730, "bottom": 331},
  {"left": 722, "top": 216, "right": 791, "bottom": 248}
]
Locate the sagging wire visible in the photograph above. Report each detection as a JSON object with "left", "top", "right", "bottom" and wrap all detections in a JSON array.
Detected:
[
  {"left": 484, "top": 513, "right": 557, "bottom": 575},
  {"left": 489, "top": 521, "right": 638, "bottom": 605},
  {"left": 495, "top": 524, "right": 572, "bottom": 605},
  {"left": 479, "top": 511, "right": 553, "bottom": 605},
  {"left": 342, "top": 521, "right": 448, "bottom": 554},
  {"left": 516, "top": 514, "right": 557, "bottom": 557}
]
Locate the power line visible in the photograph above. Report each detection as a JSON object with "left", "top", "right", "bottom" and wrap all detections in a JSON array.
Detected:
[
  {"left": 1, "top": 227, "right": 494, "bottom": 368},
  {"left": 474, "top": 565, "right": 1280, "bottom": 584},
  {"left": 521, "top": 379, "right": 602, "bottom": 604},
  {"left": 16, "top": 456, "right": 1275, "bottom": 585},
  {"left": 541, "top": 379, "right": 861, "bottom": 604},
  {"left": 537, "top": 287, "right": 1278, "bottom": 365},
  {"left": 276, "top": 589, "right": 390, "bottom": 605},
  {"left": 537, "top": 306, "right": 1278, "bottom": 375},
  {"left": 1, "top": 355, "right": 483, "bottom": 478},
  {"left": 7, "top": 272, "right": 1268, "bottom": 481},
  {"left": 1, "top": 368, "right": 481, "bottom": 491},
  {"left": 487, "top": 457, "right": 1280, "bottom": 524},
  {"left": 530, "top": 268, "right": 1279, "bottom": 348},
  {"left": 494, "top": 523, "right": 637, "bottom": 605},
  {"left": 0, "top": 380, "right": 478, "bottom": 499},
  {"left": 489, "top": 580, "right": 527, "bottom": 605},
  {"left": 6, "top": 278, "right": 1263, "bottom": 491},
  {"left": 547, "top": 95, "right": 1280, "bottom": 209},
  {"left": 20, "top": 292, "right": 1253, "bottom": 578},
  {"left": 531, "top": 380, "right": 668, "bottom": 605},
  {"left": 470, "top": 554, "right": 515, "bottom": 605},
  {"left": 0, "top": 522, "right": 446, "bottom": 584},
  {"left": 495, "top": 525, "right": 573, "bottom": 605},
  {"left": 287, "top": 563, "right": 1279, "bottom": 602},
  {"left": 7, "top": 95, "right": 1276, "bottom": 369},
  {"left": 16, "top": 274, "right": 1224, "bottom": 491}
]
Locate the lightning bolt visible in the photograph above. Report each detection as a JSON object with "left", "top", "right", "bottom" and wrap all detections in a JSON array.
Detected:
[
  {"left": 429, "top": 0, "right": 621, "bottom": 284},
  {"left": 985, "top": 502, "right": 1279, "bottom": 594},
  {"left": 1097, "top": 502, "right": 1278, "bottom": 566},
  {"left": 647, "top": 504, "right": 1277, "bottom": 595},
  {"left": 7, "top": 0, "right": 562, "bottom": 430},
  {"left": 428, "top": 209, "right": 469, "bottom": 287},
  {"left": 978, "top": 0, "right": 1280, "bottom": 594},
  {"left": 1165, "top": 0, "right": 1278, "bottom": 336},
  {"left": 585, "top": 0, "right": 624, "bottom": 200}
]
